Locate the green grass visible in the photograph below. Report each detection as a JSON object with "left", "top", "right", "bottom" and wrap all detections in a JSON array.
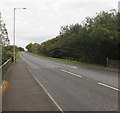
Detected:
[
  {"left": 16, "top": 52, "right": 20, "bottom": 59},
  {"left": 29, "top": 52, "right": 105, "bottom": 68},
  {"left": 47, "top": 57, "right": 105, "bottom": 67}
]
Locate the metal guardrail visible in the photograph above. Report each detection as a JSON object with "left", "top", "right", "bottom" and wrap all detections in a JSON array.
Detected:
[{"left": 0, "top": 58, "right": 12, "bottom": 81}]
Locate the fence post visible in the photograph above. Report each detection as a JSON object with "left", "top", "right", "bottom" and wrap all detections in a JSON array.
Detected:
[{"left": 107, "top": 58, "right": 109, "bottom": 66}]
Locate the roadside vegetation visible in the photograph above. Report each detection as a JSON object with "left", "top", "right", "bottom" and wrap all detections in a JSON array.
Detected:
[
  {"left": 0, "top": 14, "right": 10, "bottom": 64},
  {"left": 16, "top": 52, "right": 20, "bottom": 59},
  {"left": 0, "top": 13, "right": 24, "bottom": 64},
  {"left": 26, "top": 9, "right": 119, "bottom": 66}
]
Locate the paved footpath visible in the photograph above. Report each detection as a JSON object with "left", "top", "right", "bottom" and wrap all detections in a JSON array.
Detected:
[{"left": 2, "top": 58, "right": 60, "bottom": 111}]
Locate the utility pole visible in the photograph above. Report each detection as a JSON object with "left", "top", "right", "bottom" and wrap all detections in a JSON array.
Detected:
[
  {"left": 13, "top": 8, "right": 26, "bottom": 63},
  {"left": 13, "top": 8, "right": 15, "bottom": 63},
  {"left": 0, "top": 12, "right": 2, "bottom": 65}
]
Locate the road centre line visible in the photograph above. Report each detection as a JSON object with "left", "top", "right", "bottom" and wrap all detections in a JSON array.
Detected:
[
  {"left": 98, "top": 82, "right": 120, "bottom": 91},
  {"left": 47, "top": 64, "right": 55, "bottom": 68},
  {"left": 61, "top": 69, "right": 119, "bottom": 92},
  {"left": 27, "top": 68, "right": 64, "bottom": 112},
  {"left": 69, "top": 66, "right": 78, "bottom": 69},
  {"left": 63, "top": 65, "right": 78, "bottom": 69},
  {"left": 60, "top": 69, "right": 82, "bottom": 78}
]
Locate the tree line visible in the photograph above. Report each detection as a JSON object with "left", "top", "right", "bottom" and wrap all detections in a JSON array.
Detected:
[
  {"left": 0, "top": 12, "right": 10, "bottom": 64},
  {"left": 26, "top": 9, "right": 120, "bottom": 65},
  {"left": 0, "top": 13, "right": 24, "bottom": 64}
]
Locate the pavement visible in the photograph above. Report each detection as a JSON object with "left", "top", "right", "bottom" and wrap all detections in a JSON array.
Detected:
[
  {"left": 18, "top": 52, "right": 119, "bottom": 111},
  {"left": 2, "top": 58, "right": 61, "bottom": 111}
]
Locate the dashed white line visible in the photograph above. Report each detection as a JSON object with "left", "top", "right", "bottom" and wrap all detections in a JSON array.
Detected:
[
  {"left": 98, "top": 82, "right": 120, "bottom": 91},
  {"left": 60, "top": 69, "right": 82, "bottom": 78},
  {"left": 63, "top": 65, "right": 78, "bottom": 69},
  {"left": 69, "top": 66, "right": 78, "bottom": 69},
  {"left": 27, "top": 68, "right": 64, "bottom": 112},
  {"left": 47, "top": 64, "right": 55, "bottom": 68}
]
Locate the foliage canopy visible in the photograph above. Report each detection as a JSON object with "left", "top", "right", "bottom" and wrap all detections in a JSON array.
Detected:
[{"left": 26, "top": 10, "right": 119, "bottom": 65}]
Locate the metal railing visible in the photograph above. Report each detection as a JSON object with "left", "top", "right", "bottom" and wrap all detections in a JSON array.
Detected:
[
  {"left": 0, "top": 58, "right": 12, "bottom": 81},
  {"left": 107, "top": 58, "right": 120, "bottom": 68}
]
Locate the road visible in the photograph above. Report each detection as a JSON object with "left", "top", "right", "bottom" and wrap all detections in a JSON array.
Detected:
[{"left": 19, "top": 52, "right": 118, "bottom": 111}]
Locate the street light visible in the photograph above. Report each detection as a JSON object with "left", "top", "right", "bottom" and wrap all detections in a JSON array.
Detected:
[{"left": 13, "top": 8, "right": 26, "bottom": 63}]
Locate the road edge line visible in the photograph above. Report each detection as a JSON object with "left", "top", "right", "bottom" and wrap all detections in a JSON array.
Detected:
[{"left": 27, "top": 68, "right": 64, "bottom": 113}]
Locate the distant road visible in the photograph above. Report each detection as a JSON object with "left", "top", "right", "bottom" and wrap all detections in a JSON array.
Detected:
[{"left": 19, "top": 52, "right": 118, "bottom": 111}]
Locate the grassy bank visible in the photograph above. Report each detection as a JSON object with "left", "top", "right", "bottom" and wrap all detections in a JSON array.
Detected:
[
  {"left": 29, "top": 52, "right": 105, "bottom": 68},
  {"left": 47, "top": 57, "right": 105, "bottom": 67}
]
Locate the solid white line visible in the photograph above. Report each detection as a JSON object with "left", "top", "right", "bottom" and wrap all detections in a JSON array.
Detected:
[
  {"left": 60, "top": 69, "right": 82, "bottom": 78},
  {"left": 27, "top": 68, "right": 64, "bottom": 112},
  {"left": 98, "top": 82, "right": 120, "bottom": 91}
]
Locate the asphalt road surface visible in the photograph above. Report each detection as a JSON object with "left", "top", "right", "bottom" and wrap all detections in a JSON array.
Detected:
[{"left": 19, "top": 52, "right": 119, "bottom": 111}]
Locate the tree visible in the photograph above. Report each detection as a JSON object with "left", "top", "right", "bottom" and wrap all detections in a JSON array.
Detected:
[
  {"left": 0, "top": 12, "right": 11, "bottom": 64},
  {"left": 18, "top": 47, "right": 24, "bottom": 51},
  {"left": 26, "top": 43, "right": 41, "bottom": 54},
  {"left": 26, "top": 9, "right": 119, "bottom": 65}
]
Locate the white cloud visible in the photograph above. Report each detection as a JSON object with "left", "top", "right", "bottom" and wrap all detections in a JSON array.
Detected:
[{"left": 0, "top": 0, "right": 119, "bottom": 48}]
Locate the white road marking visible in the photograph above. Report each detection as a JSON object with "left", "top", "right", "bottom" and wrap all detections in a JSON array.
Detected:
[
  {"left": 27, "top": 68, "right": 64, "bottom": 112},
  {"left": 60, "top": 69, "right": 82, "bottom": 78},
  {"left": 63, "top": 65, "right": 78, "bottom": 69},
  {"left": 47, "top": 64, "right": 55, "bottom": 68},
  {"left": 69, "top": 66, "right": 78, "bottom": 69},
  {"left": 98, "top": 82, "right": 120, "bottom": 91}
]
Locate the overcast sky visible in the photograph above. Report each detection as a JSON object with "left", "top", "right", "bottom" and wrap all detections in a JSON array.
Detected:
[{"left": 0, "top": 0, "right": 119, "bottom": 48}]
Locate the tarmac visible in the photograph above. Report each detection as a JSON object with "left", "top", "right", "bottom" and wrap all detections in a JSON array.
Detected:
[{"left": 2, "top": 59, "right": 60, "bottom": 111}]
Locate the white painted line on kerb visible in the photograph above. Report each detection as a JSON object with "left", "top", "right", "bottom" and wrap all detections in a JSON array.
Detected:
[
  {"left": 27, "top": 68, "right": 64, "bottom": 113},
  {"left": 60, "top": 69, "right": 82, "bottom": 78},
  {"left": 98, "top": 82, "right": 120, "bottom": 91}
]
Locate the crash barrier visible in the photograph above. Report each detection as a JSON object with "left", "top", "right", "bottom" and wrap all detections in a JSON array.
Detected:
[
  {"left": 0, "top": 58, "right": 12, "bottom": 81},
  {"left": 107, "top": 58, "right": 120, "bottom": 68},
  {"left": 62, "top": 57, "right": 120, "bottom": 68}
]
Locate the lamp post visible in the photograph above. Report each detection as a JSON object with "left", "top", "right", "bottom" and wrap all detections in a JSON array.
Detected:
[{"left": 13, "top": 8, "right": 26, "bottom": 63}]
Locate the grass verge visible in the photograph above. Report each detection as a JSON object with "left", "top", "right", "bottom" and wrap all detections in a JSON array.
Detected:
[
  {"left": 47, "top": 57, "right": 105, "bottom": 67},
  {"left": 29, "top": 52, "right": 105, "bottom": 68},
  {"left": 16, "top": 52, "right": 20, "bottom": 59}
]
